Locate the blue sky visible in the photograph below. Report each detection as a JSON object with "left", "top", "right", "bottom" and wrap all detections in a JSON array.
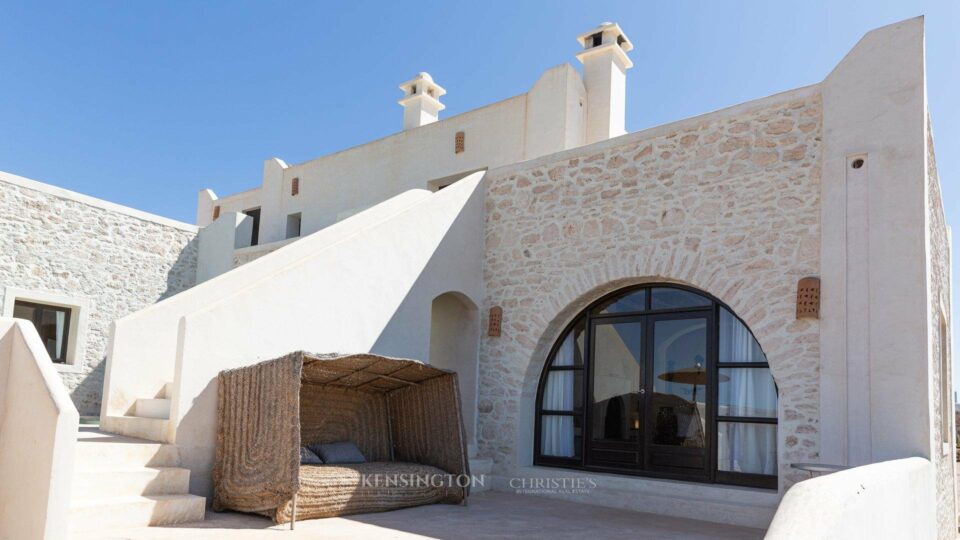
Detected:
[{"left": 2, "top": 2, "right": 959, "bottom": 380}]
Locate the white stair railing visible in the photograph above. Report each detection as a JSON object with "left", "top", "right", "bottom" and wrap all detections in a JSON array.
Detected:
[{"left": 0, "top": 318, "right": 79, "bottom": 540}]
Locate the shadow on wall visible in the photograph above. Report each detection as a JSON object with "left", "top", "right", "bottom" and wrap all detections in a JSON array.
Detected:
[
  {"left": 160, "top": 236, "right": 200, "bottom": 301},
  {"left": 368, "top": 184, "right": 484, "bottom": 446},
  {"left": 71, "top": 236, "right": 199, "bottom": 416}
]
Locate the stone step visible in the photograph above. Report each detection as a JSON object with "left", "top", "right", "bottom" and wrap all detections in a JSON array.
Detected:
[
  {"left": 76, "top": 428, "right": 179, "bottom": 468},
  {"left": 68, "top": 494, "right": 206, "bottom": 533},
  {"left": 469, "top": 457, "right": 493, "bottom": 493},
  {"left": 72, "top": 467, "right": 190, "bottom": 499},
  {"left": 101, "top": 415, "right": 170, "bottom": 443},
  {"left": 134, "top": 398, "right": 171, "bottom": 420}
]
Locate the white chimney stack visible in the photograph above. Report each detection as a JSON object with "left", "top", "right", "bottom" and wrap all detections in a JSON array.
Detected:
[
  {"left": 575, "top": 22, "right": 633, "bottom": 144},
  {"left": 398, "top": 72, "right": 446, "bottom": 130}
]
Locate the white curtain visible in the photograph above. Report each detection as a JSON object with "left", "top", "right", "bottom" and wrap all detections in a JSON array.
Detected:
[
  {"left": 541, "top": 332, "right": 576, "bottom": 457},
  {"left": 719, "top": 309, "right": 765, "bottom": 363},
  {"left": 717, "top": 308, "right": 777, "bottom": 474},
  {"left": 717, "top": 422, "right": 777, "bottom": 475}
]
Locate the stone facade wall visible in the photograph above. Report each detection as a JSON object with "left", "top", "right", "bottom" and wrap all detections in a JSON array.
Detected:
[
  {"left": 0, "top": 177, "right": 197, "bottom": 415},
  {"left": 479, "top": 89, "right": 822, "bottom": 489},
  {"left": 926, "top": 120, "right": 956, "bottom": 537}
]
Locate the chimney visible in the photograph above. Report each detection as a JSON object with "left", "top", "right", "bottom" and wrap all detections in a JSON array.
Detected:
[
  {"left": 575, "top": 22, "right": 633, "bottom": 144},
  {"left": 398, "top": 72, "right": 446, "bottom": 130}
]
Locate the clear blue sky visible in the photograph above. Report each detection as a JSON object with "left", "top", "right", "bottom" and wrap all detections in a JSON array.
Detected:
[{"left": 2, "top": 2, "right": 959, "bottom": 382}]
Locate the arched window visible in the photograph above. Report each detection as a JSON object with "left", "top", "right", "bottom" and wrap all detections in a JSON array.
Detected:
[{"left": 534, "top": 284, "right": 777, "bottom": 489}]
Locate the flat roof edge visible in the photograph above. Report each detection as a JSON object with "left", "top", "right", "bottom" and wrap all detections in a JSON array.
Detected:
[{"left": 0, "top": 170, "right": 198, "bottom": 233}]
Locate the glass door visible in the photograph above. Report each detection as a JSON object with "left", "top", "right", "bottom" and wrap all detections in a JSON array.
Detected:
[
  {"left": 645, "top": 313, "right": 711, "bottom": 476},
  {"left": 586, "top": 318, "right": 643, "bottom": 468}
]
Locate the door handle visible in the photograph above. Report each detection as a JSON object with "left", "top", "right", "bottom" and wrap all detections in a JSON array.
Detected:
[{"left": 639, "top": 388, "right": 646, "bottom": 395}]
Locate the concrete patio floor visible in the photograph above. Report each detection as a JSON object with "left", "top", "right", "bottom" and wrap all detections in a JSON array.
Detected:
[{"left": 74, "top": 491, "right": 766, "bottom": 540}]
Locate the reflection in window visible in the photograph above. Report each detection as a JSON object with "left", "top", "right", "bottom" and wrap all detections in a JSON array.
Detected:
[
  {"left": 595, "top": 289, "right": 646, "bottom": 314},
  {"left": 718, "top": 368, "right": 778, "bottom": 417},
  {"left": 651, "top": 287, "right": 711, "bottom": 310},
  {"left": 535, "top": 284, "right": 779, "bottom": 489}
]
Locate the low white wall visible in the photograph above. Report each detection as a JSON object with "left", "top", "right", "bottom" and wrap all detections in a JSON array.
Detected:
[
  {"left": 196, "top": 212, "right": 252, "bottom": 283},
  {"left": 0, "top": 319, "right": 79, "bottom": 540},
  {"left": 171, "top": 172, "right": 485, "bottom": 495},
  {"left": 101, "top": 189, "right": 434, "bottom": 425},
  {"left": 766, "top": 457, "right": 936, "bottom": 539}
]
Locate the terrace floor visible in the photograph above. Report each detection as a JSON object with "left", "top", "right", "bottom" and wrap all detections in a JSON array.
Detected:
[{"left": 75, "top": 491, "right": 766, "bottom": 540}]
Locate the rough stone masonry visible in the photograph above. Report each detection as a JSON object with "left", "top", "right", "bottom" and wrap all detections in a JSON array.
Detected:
[
  {"left": 479, "top": 89, "right": 822, "bottom": 488},
  {"left": 0, "top": 177, "right": 197, "bottom": 415}
]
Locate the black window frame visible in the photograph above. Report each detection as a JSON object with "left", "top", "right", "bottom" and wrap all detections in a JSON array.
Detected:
[
  {"left": 534, "top": 283, "right": 778, "bottom": 490},
  {"left": 13, "top": 299, "right": 72, "bottom": 364}
]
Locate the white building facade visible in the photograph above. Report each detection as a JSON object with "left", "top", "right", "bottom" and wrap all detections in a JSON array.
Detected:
[{"left": 0, "top": 17, "right": 955, "bottom": 538}]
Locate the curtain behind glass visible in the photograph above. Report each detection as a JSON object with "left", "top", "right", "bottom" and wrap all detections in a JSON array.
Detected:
[
  {"left": 541, "top": 330, "right": 576, "bottom": 456},
  {"left": 719, "top": 308, "right": 765, "bottom": 363}
]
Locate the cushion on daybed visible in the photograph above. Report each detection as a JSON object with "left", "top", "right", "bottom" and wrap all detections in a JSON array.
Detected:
[
  {"left": 273, "top": 461, "right": 463, "bottom": 523},
  {"left": 310, "top": 441, "right": 366, "bottom": 464},
  {"left": 300, "top": 447, "right": 323, "bottom": 465}
]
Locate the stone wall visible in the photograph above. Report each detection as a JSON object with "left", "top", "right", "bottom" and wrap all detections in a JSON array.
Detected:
[
  {"left": 926, "top": 119, "right": 956, "bottom": 537},
  {"left": 479, "top": 88, "right": 822, "bottom": 489},
  {"left": 0, "top": 174, "right": 197, "bottom": 415}
]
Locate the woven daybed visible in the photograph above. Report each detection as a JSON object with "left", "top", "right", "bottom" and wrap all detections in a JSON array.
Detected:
[{"left": 213, "top": 351, "right": 470, "bottom": 523}]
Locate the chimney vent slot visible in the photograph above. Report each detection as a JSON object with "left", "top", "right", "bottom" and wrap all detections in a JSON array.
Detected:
[{"left": 591, "top": 32, "right": 602, "bottom": 47}]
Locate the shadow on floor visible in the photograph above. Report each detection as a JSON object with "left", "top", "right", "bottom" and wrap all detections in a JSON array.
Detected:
[{"left": 109, "top": 491, "right": 767, "bottom": 540}]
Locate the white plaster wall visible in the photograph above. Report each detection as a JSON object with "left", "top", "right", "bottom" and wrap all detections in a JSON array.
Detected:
[
  {"left": 429, "top": 292, "right": 481, "bottom": 446},
  {"left": 525, "top": 64, "right": 586, "bottom": 159},
  {"left": 819, "top": 18, "right": 936, "bottom": 475},
  {"left": 766, "top": 458, "right": 937, "bottom": 540},
  {"left": 198, "top": 65, "right": 587, "bottom": 246},
  {"left": 0, "top": 319, "right": 78, "bottom": 540},
  {"left": 102, "top": 189, "right": 435, "bottom": 422},
  {"left": 0, "top": 171, "right": 197, "bottom": 415},
  {"left": 198, "top": 186, "right": 263, "bottom": 228},
  {"left": 581, "top": 49, "right": 628, "bottom": 144},
  {"left": 171, "top": 173, "right": 484, "bottom": 495},
  {"left": 195, "top": 212, "right": 252, "bottom": 283}
]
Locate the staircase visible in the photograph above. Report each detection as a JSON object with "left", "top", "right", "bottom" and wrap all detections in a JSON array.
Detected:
[
  {"left": 100, "top": 382, "right": 174, "bottom": 442},
  {"left": 71, "top": 382, "right": 205, "bottom": 535}
]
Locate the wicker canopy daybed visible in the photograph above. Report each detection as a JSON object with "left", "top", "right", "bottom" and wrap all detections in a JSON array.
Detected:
[{"left": 213, "top": 351, "right": 470, "bottom": 524}]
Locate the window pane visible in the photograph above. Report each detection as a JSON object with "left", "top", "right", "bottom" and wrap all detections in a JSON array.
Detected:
[
  {"left": 652, "top": 317, "right": 708, "bottom": 447},
  {"left": 651, "top": 288, "right": 711, "bottom": 310},
  {"left": 717, "top": 422, "right": 777, "bottom": 475},
  {"left": 596, "top": 289, "right": 647, "bottom": 314},
  {"left": 592, "top": 322, "right": 643, "bottom": 441},
  {"left": 14, "top": 301, "right": 69, "bottom": 363},
  {"left": 541, "top": 370, "right": 583, "bottom": 412},
  {"left": 38, "top": 309, "right": 67, "bottom": 360},
  {"left": 718, "top": 368, "right": 777, "bottom": 417},
  {"left": 550, "top": 319, "right": 585, "bottom": 367},
  {"left": 541, "top": 415, "right": 582, "bottom": 458},
  {"left": 719, "top": 308, "right": 766, "bottom": 363}
]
